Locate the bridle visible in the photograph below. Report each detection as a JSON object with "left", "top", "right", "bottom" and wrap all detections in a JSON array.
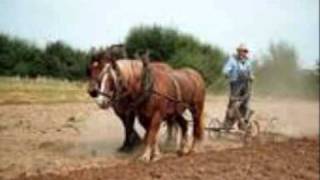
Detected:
[{"left": 95, "top": 63, "right": 125, "bottom": 104}]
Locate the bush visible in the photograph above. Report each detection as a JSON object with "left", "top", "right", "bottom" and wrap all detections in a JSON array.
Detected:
[
  {"left": 125, "top": 25, "right": 227, "bottom": 88},
  {"left": 0, "top": 33, "right": 88, "bottom": 80}
]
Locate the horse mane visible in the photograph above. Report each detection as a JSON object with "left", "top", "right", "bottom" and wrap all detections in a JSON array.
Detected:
[
  {"left": 115, "top": 60, "right": 144, "bottom": 93},
  {"left": 90, "top": 49, "right": 105, "bottom": 63},
  {"left": 89, "top": 44, "right": 127, "bottom": 65}
]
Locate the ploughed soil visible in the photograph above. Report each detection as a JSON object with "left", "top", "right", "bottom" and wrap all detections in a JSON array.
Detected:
[
  {"left": 0, "top": 95, "right": 318, "bottom": 180},
  {"left": 16, "top": 138, "right": 319, "bottom": 180}
]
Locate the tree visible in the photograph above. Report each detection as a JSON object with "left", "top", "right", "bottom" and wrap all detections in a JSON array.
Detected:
[
  {"left": 43, "top": 41, "right": 88, "bottom": 79},
  {"left": 255, "top": 41, "right": 318, "bottom": 97},
  {"left": 125, "top": 25, "right": 227, "bottom": 88},
  {"left": 125, "top": 25, "right": 178, "bottom": 60},
  {"left": 0, "top": 33, "right": 88, "bottom": 80}
]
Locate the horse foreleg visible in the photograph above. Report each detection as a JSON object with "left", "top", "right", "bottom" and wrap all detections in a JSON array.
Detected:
[
  {"left": 139, "top": 112, "right": 162, "bottom": 162},
  {"left": 126, "top": 112, "right": 142, "bottom": 150},
  {"left": 151, "top": 129, "right": 162, "bottom": 162},
  {"left": 118, "top": 112, "right": 141, "bottom": 153}
]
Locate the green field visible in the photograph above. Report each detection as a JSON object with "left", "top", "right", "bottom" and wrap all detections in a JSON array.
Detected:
[{"left": 0, "top": 77, "right": 90, "bottom": 104}]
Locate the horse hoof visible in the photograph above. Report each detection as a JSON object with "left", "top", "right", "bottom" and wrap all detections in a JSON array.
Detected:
[
  {"left": 151, "top": 154, "right": 162, "bottom": 162},
  {"left": 117, "top": 145, "right": 133, "bottom": 153},
  {"left": 177, "top": 150, "right": 188, "bottom": 156},
  {"left": 117, "top": 146, "right": 126, "bottom": 152},
  {"left": 187, "top": 150, "right": 196, "bottom": 155},
  {"left": 177, "top": 150, "right": 183, "bottom": 156},
  {"left": 131, "top": 133, "right": 142, "bottom": 146},
  {"left": 131, "top": 141, "right": 142, "bottom": 150},
  {"left": 131, "top": 136, "right": 142, "bottom": 146},
  {"left": 138, "top": 155, "right": 151, "bottom": 163}
]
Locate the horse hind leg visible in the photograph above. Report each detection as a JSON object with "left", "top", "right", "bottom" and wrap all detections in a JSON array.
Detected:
[
  {"left": 165, "top": 119, "right": 180, "bottom": 149},
  {"left": 175, "top": 115, "right": 190, "bottom": 156},
  {"left": 165, "top": 119, "right": 175, "bottom": 146},
  {"left": 190, "top": 103, "right": 205, "bottom": 153}
]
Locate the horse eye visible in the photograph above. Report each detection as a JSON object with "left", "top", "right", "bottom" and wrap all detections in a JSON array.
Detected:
[{"left": 92, "top": 61, "right": 99, "bottom": 67}]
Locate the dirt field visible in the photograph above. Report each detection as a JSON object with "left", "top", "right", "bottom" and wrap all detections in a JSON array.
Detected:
[
  {"left": 15, "top": 138, "right": 319, "bottom": 180},
  {"left": 0, "top": 95, "right": 318, "bottom": 180}
]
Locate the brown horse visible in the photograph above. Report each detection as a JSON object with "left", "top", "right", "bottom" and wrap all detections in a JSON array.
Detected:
[
  {"left": 95, "top": 58, "right": 205, "bottom": 162},
  {"left": 87, "top": 47, "right": 174, "bottom": 152}
]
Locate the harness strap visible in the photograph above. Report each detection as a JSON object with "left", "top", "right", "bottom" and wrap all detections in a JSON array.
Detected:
[
  {"left": 97, "top": 61, "right": 190, "bottom": 109},
  {"left": 169, "top": 75, "right": 182, "bottom": 102},
  {"left": 128, "top": 63, "right": 154, "bottom": 108}
]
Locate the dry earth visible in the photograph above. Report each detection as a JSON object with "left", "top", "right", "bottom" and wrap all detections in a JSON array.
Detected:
[{"left": 0, "top": 95, "right": 318, "bottom": 180}]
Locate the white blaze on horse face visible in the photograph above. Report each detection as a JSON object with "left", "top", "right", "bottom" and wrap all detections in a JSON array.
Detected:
[
  {"left": 95, "top": 65, "right": 111, "bottom": 108},
  {"left": 95, "top": 75, "right": 108, "bottom": 107},
  {"left": 94, "top": 63, "right": 119, "bottom": 109}
]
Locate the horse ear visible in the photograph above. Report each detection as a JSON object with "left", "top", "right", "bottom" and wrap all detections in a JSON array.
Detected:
[
  {"left": 110, "top": 58, "right": 121, "bottom": 73},
  {"left": 121, "top": 45, "right": 128, "bottom": 59},
  {"left": 134, "top": 51, "right": 141, "bottom": 60},
  {"left": 110, "top": 58, "right": 116, "bottom": 67},
  {"left": 142, "top": 49, "right": 150, "bottom": 67}
]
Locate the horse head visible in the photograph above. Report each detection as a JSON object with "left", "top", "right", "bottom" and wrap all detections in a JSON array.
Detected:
[
  {"left": 87, "top": 48, "right": 111, "bottom": 98},
  {"left": 87, "top": 45, "right": 127, "bottom": 98},
  {"left": 87, "top": 47, "right": 152, "bottom": 109},
  {"left": 92, "top": 57, "right": 124, "bottom": 108}
]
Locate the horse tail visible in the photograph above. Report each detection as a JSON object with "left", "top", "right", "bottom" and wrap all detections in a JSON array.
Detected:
[
  {"left": 193, "top": 100, "right": 205, "bottom": 141},
  {"left": 183, "top": 68, "right": 205, "bottom": 141},
  {"left": 199, "top": 108, "right": 205, "bottom": 139}
]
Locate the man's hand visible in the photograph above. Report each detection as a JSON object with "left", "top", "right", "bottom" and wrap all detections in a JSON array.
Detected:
[{"left": 249, "top": 75, "right": 255, "bottom": 82}]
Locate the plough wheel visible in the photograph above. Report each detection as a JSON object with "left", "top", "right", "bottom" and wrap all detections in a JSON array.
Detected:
[
  {"left": 207, "top": 118, "right": 222, "bottom": 139},
  {"left": 243, "top": 120, "right": 260, "bottom": 144}
]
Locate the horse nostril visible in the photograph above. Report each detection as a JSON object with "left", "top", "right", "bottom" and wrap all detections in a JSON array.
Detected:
[{"left": 88, "top": 90, "right": 98, "bottom": 98}]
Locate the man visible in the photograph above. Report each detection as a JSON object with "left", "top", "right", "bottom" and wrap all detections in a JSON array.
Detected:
[{"left": 222, "top": 43, "right": 254, "bottom": 130}]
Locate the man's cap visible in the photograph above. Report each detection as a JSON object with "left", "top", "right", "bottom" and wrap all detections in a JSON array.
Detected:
[{"left": 236, "top": 43, "right": 249, "bottom": 52}]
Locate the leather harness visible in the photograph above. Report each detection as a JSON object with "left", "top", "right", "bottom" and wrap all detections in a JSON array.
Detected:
[{"left": 97, "top": 62, "right": 189, "bottom": 109}]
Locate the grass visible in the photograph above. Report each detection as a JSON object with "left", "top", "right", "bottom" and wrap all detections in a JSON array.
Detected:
[
  {"left": 0, "top": 76, "right": 90, "bottom": 104},
  {"left": 0, "top": 76, "right": 316, "bottom": 105}
]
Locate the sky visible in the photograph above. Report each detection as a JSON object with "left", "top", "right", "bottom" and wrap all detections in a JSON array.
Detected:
[{"left": 0, "top": 0, "right": 319, "bottom": 68}]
